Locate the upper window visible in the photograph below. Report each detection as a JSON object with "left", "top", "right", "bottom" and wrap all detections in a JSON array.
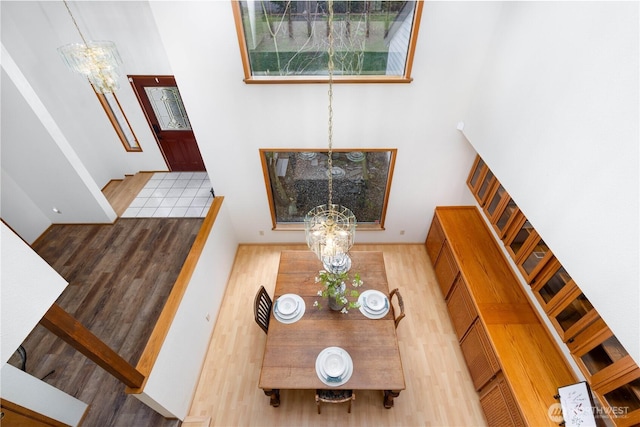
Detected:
[{"left": 232, "top": 1, "right": 423, "bottom": 83}]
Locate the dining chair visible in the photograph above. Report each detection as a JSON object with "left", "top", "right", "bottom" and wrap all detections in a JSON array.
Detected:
[
  {"left": 316, "top": 389, "right": 355, "bottom": 414},
  {"left": 389, "top": 288, "right": 406, "bottom": 328},
  {"left": 254, "top": 285, "right": 272, "bottom": 334}
]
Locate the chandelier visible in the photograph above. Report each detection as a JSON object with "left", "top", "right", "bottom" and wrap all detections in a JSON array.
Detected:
[
  {"left": 58, "top": 0, "right": 122, "bottom": 94},
  {"left": 304, "top": 0, "right": 356, "bottom": 269}
]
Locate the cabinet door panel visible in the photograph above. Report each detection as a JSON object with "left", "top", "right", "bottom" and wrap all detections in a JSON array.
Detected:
[
  {"left": 479, "top": 374, "right": 525, "bottom": 427},
  {"left": 460, "top": 320, "right": 501, "bottom": 390},
  {"left": 446, "top": 276, "right": 477, "bottom": 340},
  {"left": 434, "top": 241, "right": 459, "bottom": 298},
  {"left": 426, "top": 215, "right": 445, "bottom": 265}
]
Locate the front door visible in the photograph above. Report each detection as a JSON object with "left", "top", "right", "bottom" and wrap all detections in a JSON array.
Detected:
[{"left": 129, "top": 75, "right": 205, "bottom": 171}]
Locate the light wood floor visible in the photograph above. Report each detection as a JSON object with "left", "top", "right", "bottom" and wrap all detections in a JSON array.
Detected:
[
  {"left": 102, "top": 172, "right": 154, "bottom": 216},
  {"left": 186, "top": 244, "right": 488, "bottom": 426}
]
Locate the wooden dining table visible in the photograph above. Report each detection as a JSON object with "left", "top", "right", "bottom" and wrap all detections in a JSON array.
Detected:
[{"left": 258, "top": 250, "right": 405, "bottom": 408}]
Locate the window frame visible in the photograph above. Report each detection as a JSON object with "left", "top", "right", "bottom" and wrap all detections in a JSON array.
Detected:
[
  {"left": 94, "top": 89, "right": 141, "bottom": 152},
  {"left": 260, "top": 148, "right": 397, "bottom": 230},
  {"left": 232, "top": 1, "right": 424, "bottom": 84}
]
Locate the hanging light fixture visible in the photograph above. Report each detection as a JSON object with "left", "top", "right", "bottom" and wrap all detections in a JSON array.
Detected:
[
  {"left": 304, "top": 0, "right": 356, "bottom": 271},
  {"left": 58, "top": 0, "right": 123, "bottom": 94}
]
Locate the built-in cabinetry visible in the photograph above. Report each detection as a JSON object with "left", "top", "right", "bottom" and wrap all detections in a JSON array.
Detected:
[
  {"left": 427, "top": 206, "right": 575, "bottom": 426},
  {"left": 463, "top": 154, "right": 640, "bottom": 426}
]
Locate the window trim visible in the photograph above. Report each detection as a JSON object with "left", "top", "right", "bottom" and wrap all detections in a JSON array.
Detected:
[
  {"left": 94, "top": 89, "right": 141, "bottom": 152},
  {"left": 232, "top": 1, "right": 424, "bottom": 84},
  {"left": 260, "top": 148, "right": 397, "bottom": 231}
]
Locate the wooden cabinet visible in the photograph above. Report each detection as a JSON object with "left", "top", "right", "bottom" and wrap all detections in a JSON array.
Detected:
[
  {"left": 547, "top": 284, "right": 599, "bottom": 343},
  {"left": 427, "top": 207, "right": 576, "bottom": 426},
  {"left": 460, "top": 319, "right": 500, "bottom": 391},
  {"left": 479, "top": 373, "right": 525, "bottom": 427},
  {"left": 531, "top": 258, "right": 599, "bottom": 342},
  {"left": 446, "top": 276, "right": 477, "bottom": 340},
  {"left": 467, "top": 156, "right": 498, "bottom": 206},
  {"left": 484, "top": 183, "right": 509, "bottom": 223},
  {"left": 592, "top": 368, "right": 640, "bottom": 427},
  {"left": 425, "top": 214, "right": 445, "bottom": 265},
  {"left": 467, "top": 156, "right": 487, "bottom": 193},
  {"left": 433, "top": 241, "right": 458, "bottom": 298},
  {"left": 569, "top": 318, "right": 637, "bottom": 390},
  {"left": 492, "top": 198, "right": 520, "bottom": 240}
]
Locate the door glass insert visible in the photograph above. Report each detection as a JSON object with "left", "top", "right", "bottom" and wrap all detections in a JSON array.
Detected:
[
  {"left": 477, "top": 170, "right": 494, "bottom": 202},
  {"left": 521, "top": 239, "right": 550, "bottom": 275},
  {"left": 538, "top": 266, "right": 572, "bottom": 304},
  {"left": 496, "top": 199, "right": 517, "bottom": 234},
  {"left": 468, "top": 158, "right": 485, "bottom": 189},
  {"left": 581, "top": 336, "right": 629, "bottom": 375},
  {"left": 144, "top": 87, "right": 192, "bottom": 130},
  {"left": 508, "top": 220, "right": 534, "bottom": 257},
  {"left": 555, "top": 293, "right": 594, "bottom": 332},
  {"left": 603, "top": 378, "right": 640, "bottom": 413},
  {"left": 486, "top": 185, "right": 505, "bottom": 218}
]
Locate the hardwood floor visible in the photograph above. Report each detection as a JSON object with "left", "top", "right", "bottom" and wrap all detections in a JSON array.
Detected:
[
  {"left": 102, "top": 172, "right": 154, "bottom": 216},
  {"left": 8, "top": 218, "right": 203, "bottom": 427},
  {"left": 186, "top": 244, "right": 488, "bottom": 426},
  {"left": 9, "top": 220, "right": 487, "bottom": 426}
]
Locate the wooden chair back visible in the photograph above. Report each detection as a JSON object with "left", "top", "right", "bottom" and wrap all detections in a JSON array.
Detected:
[
  {"left": 389, "top": 288, "right": 406, "bottom": 329},
  {"left": 316, "top": 389, "right": 354, "bottom": 414},
  {"left": 254, "top": 286, "right": 272, "bottom": 334}
]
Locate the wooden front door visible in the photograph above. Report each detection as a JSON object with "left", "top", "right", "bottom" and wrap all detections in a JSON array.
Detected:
[{"left": 129, "top": 75, "right": 205, "bottom": 171}]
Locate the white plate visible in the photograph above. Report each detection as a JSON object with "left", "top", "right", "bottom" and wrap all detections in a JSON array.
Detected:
[
  {"left": 358, "top": 290, "right": 390, "bottom": 319},
  {"left": 273, "top": 294, "right": 305, "bottom": 324},
  {"left": 316, "top": 347, "right": 353, "bottom": 387},
  {"left": 364, "top": 293, "right": 386, "bottom": 312},
  {"left": 323, "top": 351, "right": 347, "bottom": 378},
  {"left": 276, "top": 294, "right": 298, "bottom": 316}
]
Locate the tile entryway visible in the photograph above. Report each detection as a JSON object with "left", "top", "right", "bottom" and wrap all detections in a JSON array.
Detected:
[{"left": 122, "top": 172, "right": 212, "bottom": 218}]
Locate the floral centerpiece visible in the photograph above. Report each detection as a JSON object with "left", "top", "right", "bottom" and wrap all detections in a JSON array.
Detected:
[{"left": 313, "top": 269, "right": 363, "bottom": 313}]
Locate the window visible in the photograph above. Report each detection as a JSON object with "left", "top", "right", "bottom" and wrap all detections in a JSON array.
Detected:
[
  {"left": 233, "top": 1, "right": 423, "bottom": 83},
  {"left": 260, "top": 149, "right": 396, "bottom": 229},
  {"left": 95, "top": 90, "right": 141, "bottom": 152}
]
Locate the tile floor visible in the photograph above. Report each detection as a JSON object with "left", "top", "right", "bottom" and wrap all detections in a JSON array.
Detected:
[{"left": 122, "top": 171, "right": 212, "bottom": 218}]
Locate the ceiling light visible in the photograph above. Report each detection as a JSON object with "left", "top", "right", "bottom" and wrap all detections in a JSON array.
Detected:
[{"left": 58, "top": 1, "right": 122, "bottom": 93}]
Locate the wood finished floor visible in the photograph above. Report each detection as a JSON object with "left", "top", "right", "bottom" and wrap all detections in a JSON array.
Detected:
[
  {"left": 186, "top": 244, "right": 488, "bottom": 427},
  {"left": 9, "top": 218, "right": 203, "bottom": 427}
]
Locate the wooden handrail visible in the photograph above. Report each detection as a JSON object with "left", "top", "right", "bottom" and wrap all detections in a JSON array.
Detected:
[{"left": 125, "top": 196, "right": 223, "bottom": 394}]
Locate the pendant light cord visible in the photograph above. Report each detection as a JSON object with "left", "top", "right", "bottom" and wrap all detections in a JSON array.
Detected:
[
  {"left": 327, "top": 0, "right": 335, "bottom": 209},
  {"left": 63, "top": 0, "right": 89, "bottom": 46}
]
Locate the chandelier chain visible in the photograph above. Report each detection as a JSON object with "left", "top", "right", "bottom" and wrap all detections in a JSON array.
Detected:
[
  {"left": 327, "top": 0, "right": 334, "bottom": 209},
  {"left": 63, "top": 0, "right": 89, "bottom": 46}
]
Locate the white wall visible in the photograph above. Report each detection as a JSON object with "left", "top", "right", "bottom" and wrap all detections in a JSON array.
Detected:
[
  {"left": 0, "top": 224, "right": 87, "bottom": 426},
  {"left": 463, "top": 2, "right": 639, "bottom": 363},
  {"left": 1, "top": 53, "right": 117, "bottom": 236},
  {"left": 134, "top": 200, "right": 239, "bottom": 420},
  {"left": 150, "top": 1, "right": 500, "bottom": 246},
  {"left": 0, "top": 365, "right": 88, "bottom": 427},
  {"left": 1, "top": 1, "right": 170, "bottom": 241}
]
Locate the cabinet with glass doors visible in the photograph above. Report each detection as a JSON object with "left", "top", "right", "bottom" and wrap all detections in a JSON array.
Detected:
[
  {"left": 483, "top": 183, "right": 510, "bottom": 224},
  {"left": 466, "top": 156, "right": 497, "bottom": 206},
  {"left": 547, "top": 285, "right": 599, "bottom": 343},
  {"left": 593, "top": 368, "right": 640, "bottom": 427}
]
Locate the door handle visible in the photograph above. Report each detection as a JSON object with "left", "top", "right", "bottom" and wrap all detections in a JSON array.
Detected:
[{"left": 152, "top": 123, "right": 162, "bottom": 140}]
